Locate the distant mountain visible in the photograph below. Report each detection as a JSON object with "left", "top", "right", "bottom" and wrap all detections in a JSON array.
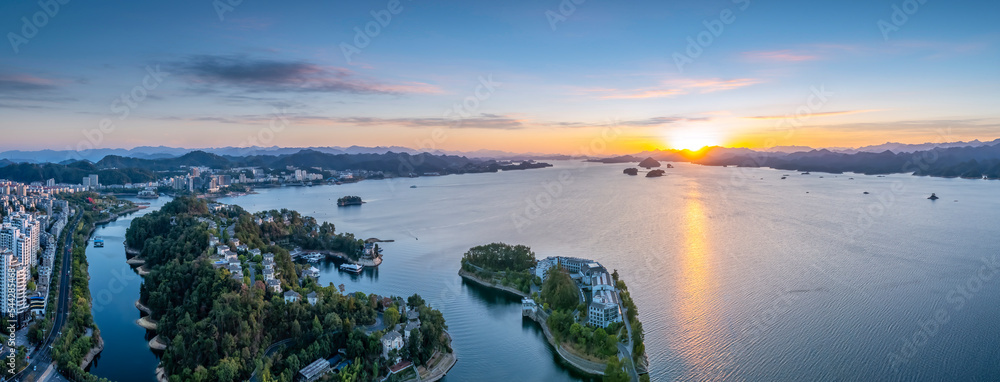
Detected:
[
  {"left": 840, "top": 139, "right": 1000, "bottom": 154},
  {"left": 595, "top": 141, "right": 1000, "bottom": 179},
  {"left": 694, "top": 143, "right": 1000, "bottom": 178},
  {"left": 763, "top": 145, "right": 816, "bottom": 153},
  {"left": 0, "top": 149, "right": 550, "bottom": 185},
  {"left": 0, "top": 145, "right": 571, "bottom": 164}
]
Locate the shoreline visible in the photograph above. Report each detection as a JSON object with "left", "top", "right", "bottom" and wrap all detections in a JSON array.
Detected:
[
  {"left": 135, "top": 300, "right": 152, "bottom": 315},
  {"left": 457, "top": 269, "right": 528, "bottom": 298},
  {"left": 137, "top": 316, "right": 158, "bottom": 330},
  {"left": 79, "top": 334, "right": 105, "bottom": 370},
  {"left": 523, "top": 309, "right": 607, "bottom": 376},
  {"left": 148, "top": 334, "right": 167, "bottom": 350},
  {"left": 411, "top": 331, "right": 457, "bottom": 382}
]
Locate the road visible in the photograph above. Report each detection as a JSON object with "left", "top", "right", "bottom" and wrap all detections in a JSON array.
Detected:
[
  {"left": 13, "top": 209, "right": 81, "bottom": 382},
  {"left": 619, "top": 300, "right": 640, "bottom": 382}
]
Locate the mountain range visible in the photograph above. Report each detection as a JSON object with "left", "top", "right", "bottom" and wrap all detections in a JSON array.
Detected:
[
  {"left": 0, "top": 150, "right": 552, "bottom": 185},
  {"left": 0, "top": 146, "right": 572, "bottom": 164},
  {"left": 600, "top": 141, "right": 1000, "bottom": 179}
]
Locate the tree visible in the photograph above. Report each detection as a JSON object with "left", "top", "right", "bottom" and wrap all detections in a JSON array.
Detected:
[
  {"left": 540, "top": 266, "right": 578, "bottom": 311},
  {"left": 603, "top": 356, "right": 629, "bottom": 382},
  {"left": 383, "top": 307, "right": 400, "bottom": 329},
  {"left": 406, "top": 294, "right": 425, "bottom": 309}
]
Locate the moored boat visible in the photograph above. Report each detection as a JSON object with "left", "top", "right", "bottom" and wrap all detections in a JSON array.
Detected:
[{"left": 339, "top": 263, "right": 363, "bottom": 273}]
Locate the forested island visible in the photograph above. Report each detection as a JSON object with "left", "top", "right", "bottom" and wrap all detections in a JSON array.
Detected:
[
  {"left": 459, "top": 243, "right": 537, "bottom": 295},
  {"left": 125, "top": 197, "right": 453, "bottom": 382},
  {"left": 457, "top": 243, "right": 649, "bottom": 381},
  {"left": 337, "top": 196, "right": 363, "bottom": 207}
]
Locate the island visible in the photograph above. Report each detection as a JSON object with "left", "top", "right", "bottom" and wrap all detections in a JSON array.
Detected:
[
  {"left": 623, "top": 168, "right": 639, "bottom": 176},
  {"left": 124, "top": 197, "right": 454, "bottom": 382},
  {"left": 337, "top": 195, "right": 363, "bottom": 207},
  {"left": 645, "top": 170, "right": 665, "bottom": 177},
  {"left": 458, "top": 243, "right": 649, "bottom": 381},
  {"left": 637, "top": 157, "right": 661, "bottom": 169}
]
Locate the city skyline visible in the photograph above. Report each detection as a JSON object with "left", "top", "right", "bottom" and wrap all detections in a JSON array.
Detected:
[{"left": 2, "top": 0, "right": 998, "bottom": 154}]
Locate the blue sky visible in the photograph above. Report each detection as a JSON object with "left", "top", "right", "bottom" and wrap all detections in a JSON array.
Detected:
[{"left": 1, "top": 0, "right": 998, "bottom": 154}]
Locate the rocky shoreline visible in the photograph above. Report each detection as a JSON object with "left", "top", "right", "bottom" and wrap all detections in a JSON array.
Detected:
[
  {"left": 457, "top": 269, "right": 528, "bottom": 298},
  {"left": 79, "top": 334, "right": 105, "bottom": 370}
]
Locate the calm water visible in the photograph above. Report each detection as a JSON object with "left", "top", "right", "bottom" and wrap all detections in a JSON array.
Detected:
[
  {"left": 87, "top": 197, "right": 170, "bottom": 382},
  {"left": 89, "top": 161, "right": 1000, "bottom": 381}
]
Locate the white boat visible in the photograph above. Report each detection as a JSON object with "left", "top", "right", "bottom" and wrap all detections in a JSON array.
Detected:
[{"left": 339, "top": 263, "right": 363, "bottom": 273}]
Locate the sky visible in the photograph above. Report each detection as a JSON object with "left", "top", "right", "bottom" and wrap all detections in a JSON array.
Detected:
[{"left": 1, "top": 0, "right": 998, "bottom": 155}]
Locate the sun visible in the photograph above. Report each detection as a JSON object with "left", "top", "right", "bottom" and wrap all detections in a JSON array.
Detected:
[{"left": 668, "top": 129, "right": 721, "bottom": 151}]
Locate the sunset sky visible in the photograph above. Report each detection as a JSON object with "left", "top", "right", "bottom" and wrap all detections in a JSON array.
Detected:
[{"left": 1, "top": 0, "right": 998, "bottom": 155}]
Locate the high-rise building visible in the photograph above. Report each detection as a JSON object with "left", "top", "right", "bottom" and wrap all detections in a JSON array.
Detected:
[
  {"left": 3, "top": 214, "right": 40, "bottom": 267},
  {"left": 0, "top": 248, "right": 28, "bottom": 316},
  {"left": 88, "top": 174, "right": 100, "bottom": 188}
]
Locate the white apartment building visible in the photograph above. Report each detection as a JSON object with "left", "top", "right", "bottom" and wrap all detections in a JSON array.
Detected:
[{"left": 0, "top": 249, "right": 28, "bottom": 316}]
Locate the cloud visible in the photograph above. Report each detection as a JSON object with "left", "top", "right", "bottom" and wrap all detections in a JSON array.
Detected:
[
  {"left": 744, "top": 109, "right": 880, "bottom": 120},
  {"left": 159, "top": 113, "right": 525, "bottom": 130},
  {"left": 172, "top": 55, "right": 440, "bottom": 95},
  {"left": 589, "top": 78, "right": 761, "bottom": 99},
  {"left": 742, "top": 49, "right": 819, "bottom": 62},
  {"left": 550, "top": 116, "right": 710, "bottom": 128},
  {"left": 0, "top": 74, "right": 58, "bottom": 93}
]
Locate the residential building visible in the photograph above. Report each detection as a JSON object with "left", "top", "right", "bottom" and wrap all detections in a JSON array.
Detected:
[
  {"left": 588, "top": 296, "right": 622, "bottom": 328},
  {"left": 0, "top": 249, "right": 28, "bottom": 318},
  {"left": 307, "top": 291, "right": 318, "bottom": 305},
  {"left": 380, "top": 331, "right": 404, "bottom": 363},
  {"left": 267, "top": 279, "right": 281, "bottom": 293},
  {"left": 284, "top": 290, "right": 301, "bottom": 303}
]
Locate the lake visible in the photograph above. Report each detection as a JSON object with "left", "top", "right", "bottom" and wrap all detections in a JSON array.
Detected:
[{"left": 91, "top": 160, "right": 1000, "bottom": 381}]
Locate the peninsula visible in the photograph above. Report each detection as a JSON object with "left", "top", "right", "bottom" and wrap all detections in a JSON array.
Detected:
[
  {"left": 458, "top": 243, "right": 649, "bottom": 381},
  {"left": 125, "top": 197, "right": 454, "bottom": 382}
]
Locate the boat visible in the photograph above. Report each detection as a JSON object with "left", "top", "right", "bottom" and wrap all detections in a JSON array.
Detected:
[
  {"left": 410, "top": 185, "right": 417, "bottom": 188},
  {"left": 339, "top": 263, "right": 363, "bottom": 274},
  {"left": 137, "top": 189, "right": 159, "bottom": 199},
  {"left": 93, "top": 237, "right": 104, "bottom": 247},
  {"left": 304, "top": 253, "right": 324, "bottom": 262},
  {"left": 781, "top": 176, "right": 787, "bottom": 179},
  {"left": 802, "top": 172, "right": 811, "bottom": 175},
  {"left": 928, "top": 193, "right": 940, "bottom": 200}
]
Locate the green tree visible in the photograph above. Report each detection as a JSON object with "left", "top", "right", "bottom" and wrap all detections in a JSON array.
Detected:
[{"left": 383, "top": 307, "right": 400, "bottom": 329}]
